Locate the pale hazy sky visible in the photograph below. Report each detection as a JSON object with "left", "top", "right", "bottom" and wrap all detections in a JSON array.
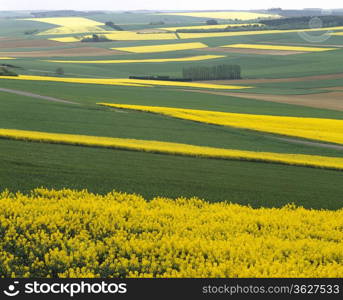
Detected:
[{"left": 1, "top": 0, "right": 342, "bottom": 11}]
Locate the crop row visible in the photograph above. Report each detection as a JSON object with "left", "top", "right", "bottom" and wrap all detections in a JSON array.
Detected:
[{"left": 1, "top": 128, "right": 343, "bottom": 170}]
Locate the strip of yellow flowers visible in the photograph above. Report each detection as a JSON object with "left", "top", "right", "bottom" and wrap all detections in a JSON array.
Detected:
[
  {"left": 223, "top": 44, "right": 336, "bottom": 52},
  {"left": 0, "top": 75, "right": 250, "bottom": 90},
  {"left": 49, "top": 37, "right": 81, "bottom": 42},
  {"left": 99, "top": 103, "right": 343, "bottom": 146},
  {"left": 46, "top": 55, "right": 225, "bottom": 64},
  {"left": 177, "top": 26, "right": 343, "bottom": 39},
  {"left": 84, "top": 31, "right": 178, "bottom": 41},
  {"left": 111, "top": 42, "right": 208, "bottom": 53},
  {"left": 1, "top": 188, "right": 342, "bottom": 278},
  {"left": 160, "top": 24, "right": 263, "bottom": 31},
  {"left": 0, "top": 75, "right": 150, "bottom": 87},
  {"left": 1, "top": 128, "right": 343, "bottom": 171}
]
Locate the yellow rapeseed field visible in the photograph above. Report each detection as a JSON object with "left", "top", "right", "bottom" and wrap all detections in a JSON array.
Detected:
[
  {"left": 160, "top": 23, "right": 262, "bottom": 31},
  {"left": 47, "top": 55, "right": 224, "bottom": 64},
  {"left": 159, "top": 12, "right": 280, "bottom": 20},
  {"left": 111, "top": 42, "right": 207, "bottom": 53},
  {"left": 0, "top": 75, "right": 151, "bottom": 87},
  {"left": 0, "top": 75, "right": 249, "bottom": 90},
  {"left": 38, "top": 26, "right": 104, "bottom": 35},
  {"left": 177, "top": 26, "right": 343, "bottom": 39},
  {"left": 24, "top": 17, "right": 103, "bottom": 27},
  {"left": 330, "top": 32, "right": 343, "bottom": 36},
  {"left": 117, "top": 79, "right": 249, "bottom": 90},
  {"left": 49, "top": 37, "right": 82, "bottom": 42},
  {"left": 0, "top": 57, "right": 15, "bottom": 60},
  {"left": 24, "top": 17, "right": 105, "bottom": 35},
  {"left": 85, "top": 31, "right": 178, "bottom": 41},
  {"left": 223, "top": 44, "right": 336, "bottom": 52},
  {"left": 1, "top": 128, "right": 343, "bottom": 170},
  {"left": 1, "top": 188, "right": 342, "bottom": 278},
  {"left": 99, "top": 104, "right": 343, "bottom": 146}
]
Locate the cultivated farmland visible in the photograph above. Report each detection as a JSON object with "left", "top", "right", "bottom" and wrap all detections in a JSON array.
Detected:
[{"left": 0, "top": 9, "right": 343, "bottom": 279}]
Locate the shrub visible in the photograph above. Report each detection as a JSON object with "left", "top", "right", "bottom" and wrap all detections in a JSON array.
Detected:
[
  {"left": 206, "top": 19, "right": 219, "bottom": 25},
  {"left": 55, "top": 67, "right": 65, "bottom": 76},
  {"left": 0, "top": 66, "right": 18, "bottom": 76}
]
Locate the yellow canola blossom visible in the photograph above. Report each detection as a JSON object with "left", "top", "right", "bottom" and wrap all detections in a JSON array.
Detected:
[
  {"left": 24, "top": 17, "right": 105, "bottom": 35},
  {"left": 116, "top": 79, "right": 249, "bottom": 90},
  {"left": 47, "top": 55, "right": 224, "bottom": 64},
  {"left": 223, "top": 44, "right": 336, "bottom": 52},
  {"left": 49, "top": 37, "right": 82, "bottom": 43},
  {"left": 84, "top": 31, "right": 178, "bottom": 41},
  {"left": 38, "top": 26, "right": 104, "bottom": 35},
  {"left": 99, "top": 104, "right": 343, "bottom": 146},
  {"left": 0, "top": 75, "right": 151, "bottom": 87},
  {"left": 160, "top": 23, "right": 263, "bottom": 31},
  {"left": 159, "top": 12, "right": 280, "bottom": 20},
  {"left": 1, "top": 128, "right": 343, "bottom": 171},
  {"left": 1, "top": 188, "right": 343, "bottom": 278},
  {"left": 24, "top": 17, "right": 104, "bottom": 27},
  {"left": 331, "top": 32, "right": 343, "bottom": 36},
  {"left": 111, "top": 42, "right": 207, "bottom": 53},
  {"left": 0, "top": 57, "right": 15, "bottom": 60},
  {"left": 0, "top": 75, "right": 249, "bottom": 90},
  {"left": 177, "top": 26, "right": 343, "bottom": 39}
]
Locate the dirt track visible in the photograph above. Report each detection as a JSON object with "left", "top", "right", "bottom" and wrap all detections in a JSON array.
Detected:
[
  {"left": 184, "top": 89, "right": 343, "bottom": 111},
  {"left": 0, "top": 87, "right": 77, "bottom": 104},
  {"left": 274, "top": 137, "right": 343, "bottom": 151}
]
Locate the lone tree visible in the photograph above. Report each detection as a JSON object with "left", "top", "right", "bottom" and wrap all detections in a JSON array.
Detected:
[
  {"left": 206, "top": 19, "right": 218, "bottom": 25},
  {"left": 55, "top": 67, "right": 65, "bottom": 76},
  {"left": 105, "top": 22, "right": 124, "bottom": 31}
]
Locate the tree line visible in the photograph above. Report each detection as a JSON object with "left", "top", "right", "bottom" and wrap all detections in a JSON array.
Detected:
[
  {"left": 177, "top": 15, "right": 343, "bottom": 33},
  {"left": 182, "top": 64, "right": 241, "bottom": 81},
  {"left": 260, "top": 15, "right": 343, "bottom": 29}
]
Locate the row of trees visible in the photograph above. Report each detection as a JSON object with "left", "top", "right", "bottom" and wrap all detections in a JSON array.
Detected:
[
  {"left": 177, "top": 15, "right": 343, "bottom": 34},
  {"left": 81, "top": 34, "right": 111, "bottom": 42},
  {"left": 177, "top": 24, "right": 261, "bottom": 33},
  {"left": 260, "top": 15, "right": 343, "bottom": 29},
  {"left": 182, "top": 64, "right": 241, "bottom": 81}
]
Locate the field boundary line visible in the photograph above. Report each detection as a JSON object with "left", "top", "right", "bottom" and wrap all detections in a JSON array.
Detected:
[{"left": 0, "top": 87, "right": 78, "bottom": 105}]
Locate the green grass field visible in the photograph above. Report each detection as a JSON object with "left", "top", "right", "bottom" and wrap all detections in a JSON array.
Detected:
[
  {"left": 1, "top": 138, "right": 342, "bottom": 210},
  {"left": 1, "top": 11, "right": 343, "bottom": 210}
]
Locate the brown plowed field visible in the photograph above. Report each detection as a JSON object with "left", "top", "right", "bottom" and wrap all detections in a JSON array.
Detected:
[
  {"left": 0, "top": 39, "right": 65, "bottom": 49},
  {"left": 0, "top": 47, "right": 125, "bottom": 57},
  {"left": 322, "top": 87, "right": 343, "bottom": 91},
  {"left": 184, "top": 90, "right": 343, "bottom": 111}
]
